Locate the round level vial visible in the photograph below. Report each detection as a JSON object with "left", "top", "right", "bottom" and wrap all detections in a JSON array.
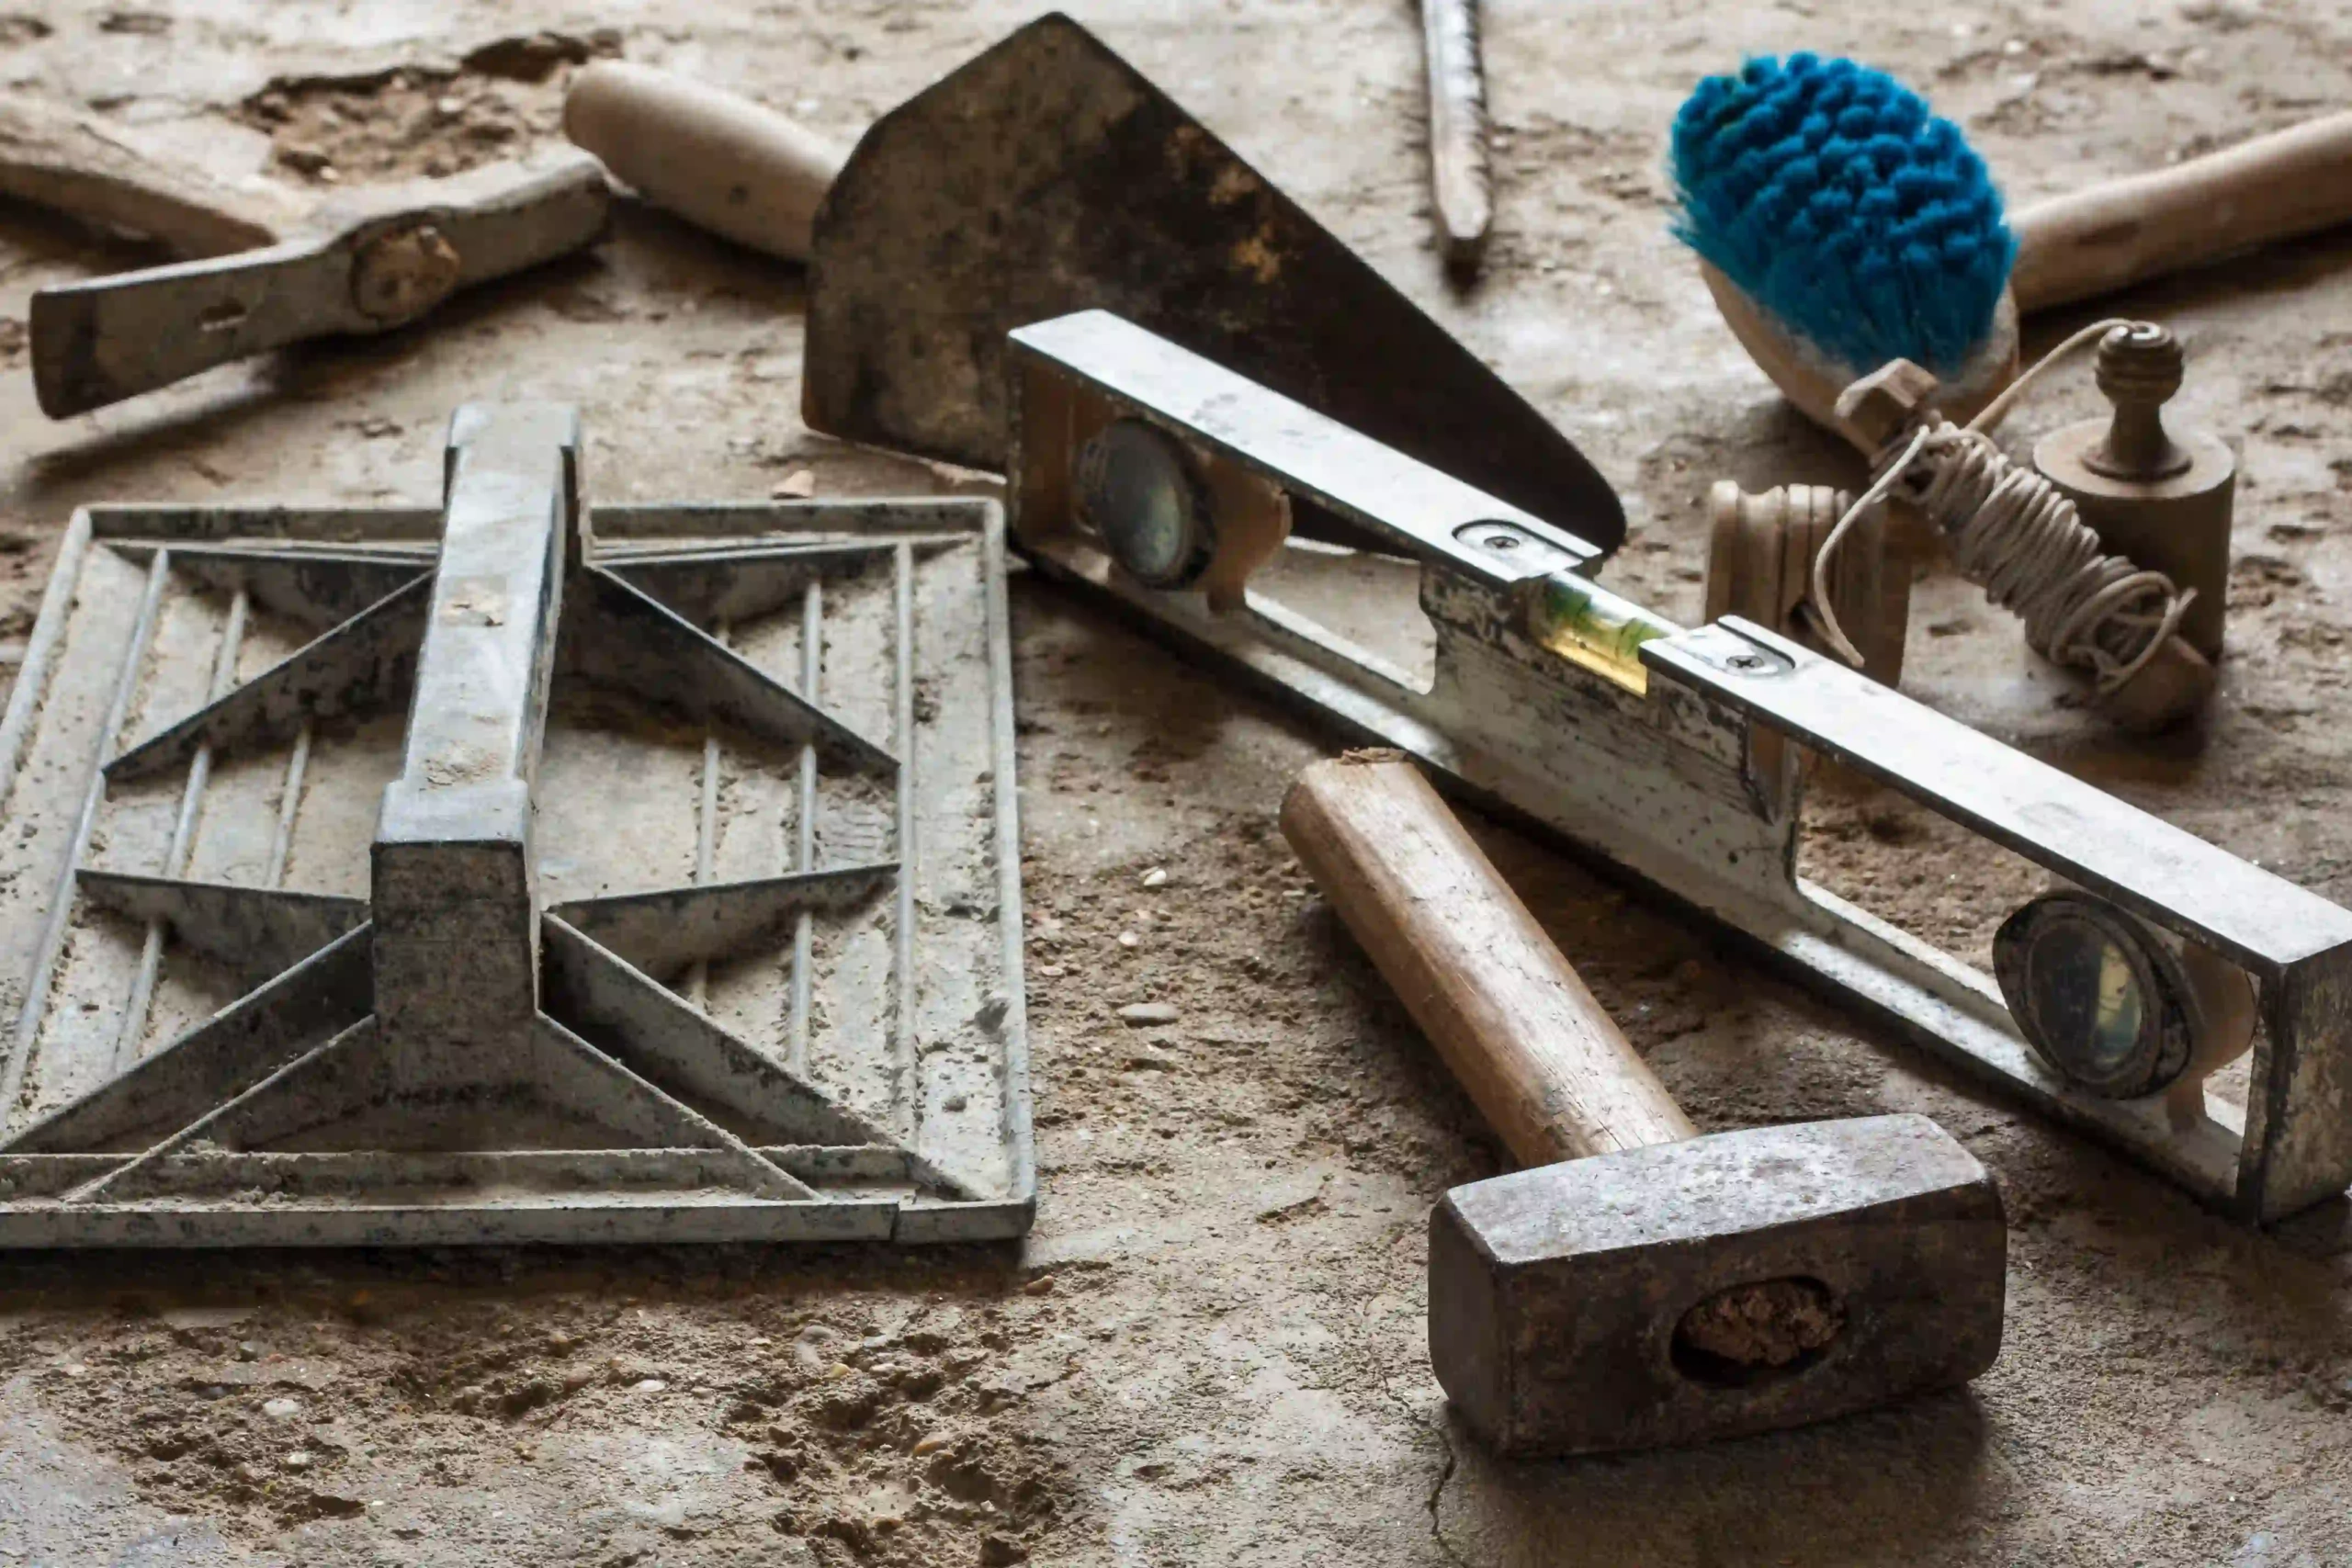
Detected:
[
  {"left": 1993, "top": 892, "right": 2196, "bottom": 1099},
  {"left": 1074, "top": 418, "right": 1217, "bottom": 590}
]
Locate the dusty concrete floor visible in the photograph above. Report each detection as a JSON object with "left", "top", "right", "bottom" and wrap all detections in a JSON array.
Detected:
[{"left": 4, "top": 0, "right": 2352, "bottom": 1563}]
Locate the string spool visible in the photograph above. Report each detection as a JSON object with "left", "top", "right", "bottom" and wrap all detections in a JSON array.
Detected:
[
  {"left": 1825, "top": 323, "right": 2215, "bottom": 732},
  {"left": 1703, "top": 481, "right": 1911, "bottom": 687}
]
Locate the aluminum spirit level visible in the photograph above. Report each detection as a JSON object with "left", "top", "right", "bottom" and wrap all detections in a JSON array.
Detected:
[{"left": 1006, "top": 310, "right": 2352, "bottom": 1225}]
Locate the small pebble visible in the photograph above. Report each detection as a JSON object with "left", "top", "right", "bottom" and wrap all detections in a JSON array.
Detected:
[
  {"left": 1116, "top": 931, "right": 1139, "bottom": 949},
  {"left": 284, "top": 1451, "right": 312, "bottom": 1471},
  {"left": 1140, "top": 867, "right": 1167, "bottom": 888},
  {"left": 1118, "top": 1002, "right": 1180, "bottom": 1026},
  {"left": 631, "top": 1379, "right": 667, "bottom": 1393},
  {"left": 262, "top": 1397, "right": 301, "bottom": 1420},
  {"left": 773, "top": 469, "right": 817, "bottom": 498},
  {"left": 237, "top": 1340, "right": 261, "bottom": 1361}
]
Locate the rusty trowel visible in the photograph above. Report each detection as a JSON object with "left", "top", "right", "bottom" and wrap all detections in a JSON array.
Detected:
[
  {"left": 800, "top": 14, "right": 1623, "bottom": 558},
  {"left": 1, "top": 98, "right": 606, "bottom": 416}
]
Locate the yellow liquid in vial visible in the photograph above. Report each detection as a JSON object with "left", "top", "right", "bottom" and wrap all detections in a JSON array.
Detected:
[{"left": 1525, "top": 573, "right": 1679, "bottom": 695}]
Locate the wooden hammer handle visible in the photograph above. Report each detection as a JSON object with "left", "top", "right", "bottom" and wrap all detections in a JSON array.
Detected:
[
  {"left": 1280, "top": 753, "right": 1695, "bottom": 1168},
  {"left": 564, "top": 62, "right": 846, "bottom": 264},
  {"left": 2009, "top": 110, "right": 2352, "bottom": 312}
]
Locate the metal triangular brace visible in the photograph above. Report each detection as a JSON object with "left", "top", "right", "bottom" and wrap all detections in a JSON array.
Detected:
[
  {"left": 547, "top": 863, "right": 895, "bottom": 979},
  {"left": 76, "top": 871, "right": 367, "bottom": 989},
  {"left": 564, "top": 566, "right": 897, "bottom": 777},
  {"left": 109, "top": 543, "right": 433, "bottom": 633},
  {"left": 6, "top": 926, "right": 372, "bottom": 1156},
  {"left": 606, "top": 536, "right": 961, "bottom": 626},
  {"left": 106, "top": 575, "right": 430, "bottom": 782}
]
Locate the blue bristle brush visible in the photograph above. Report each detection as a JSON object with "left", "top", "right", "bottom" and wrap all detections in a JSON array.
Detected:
[
  {"left": 1670, "top": 53, "right": 2352, "bottom": 444},
  {"left": 1671, "top": 54, "right": 2018, "bottom": 436},
  {"left": 1674, "top": 56, "right": 2011, "bottom": 381}
]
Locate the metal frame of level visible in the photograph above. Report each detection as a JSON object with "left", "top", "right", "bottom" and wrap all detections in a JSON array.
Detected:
[{"left": 1007, "top": 310, "right": 2352, "bottom": 1226}]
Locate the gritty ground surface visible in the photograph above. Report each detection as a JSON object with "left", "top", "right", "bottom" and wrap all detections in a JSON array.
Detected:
[{"left": 4, "top": 1, "right": 2352, "bottom": 1563}]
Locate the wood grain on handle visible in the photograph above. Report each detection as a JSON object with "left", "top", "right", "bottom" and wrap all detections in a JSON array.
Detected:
[
  {"left": 2009, "top": 110, "right": 2352, "bottom": 311},
  {"left": 0, "top": 99, "right": 293, "bottom": 258},
  {"left": 1420, "top": 0, "right": 1492, "bottom": 272},
  {"left": 564, "top": 62, "right": 846, "bottom": 263},
  {"left": 1280, "top": 753, "right": 1694, "bottom": 1168}
]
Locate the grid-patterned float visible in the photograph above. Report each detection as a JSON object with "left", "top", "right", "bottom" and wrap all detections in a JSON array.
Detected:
[{"left": 0, "top": 404, "right": 1031, "bottom": 1246}]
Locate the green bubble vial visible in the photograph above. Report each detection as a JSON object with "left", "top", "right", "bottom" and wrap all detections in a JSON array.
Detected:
[{"left": 1525, "top": 573, "right": 1679, "bottom": 694}]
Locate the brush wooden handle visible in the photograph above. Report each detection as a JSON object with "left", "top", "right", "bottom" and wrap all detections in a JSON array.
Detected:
[
  {"left": 2010, "top": 110, "right": 2352, "bottom": 311},
  {"left": 564, "top": 62, "right": 846, "bottom": 262},
  {"left": 1280, "top": 752, "right": 1695, "bottom": 1168}
]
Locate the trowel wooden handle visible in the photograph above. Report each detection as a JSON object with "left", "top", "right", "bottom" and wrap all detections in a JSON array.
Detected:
[
  {"left": 2010, "top": 110, "right": 2352, "bottom": 311},
  {"left": 1280, "top": 752, "right": 1695, "bottom": 1168},
  {"left": 563, "top": 62, "right": 846, "bottom": 262}
]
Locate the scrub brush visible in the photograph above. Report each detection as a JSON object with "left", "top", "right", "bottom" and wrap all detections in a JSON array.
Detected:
[{"left": 1670, "top": 52, "right": 2352, "bottom": 445}]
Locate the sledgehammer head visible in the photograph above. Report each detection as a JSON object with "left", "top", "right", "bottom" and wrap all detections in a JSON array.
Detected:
[{"left": 1429, "top": 1113, "right": 2005, "bottom": 1456}]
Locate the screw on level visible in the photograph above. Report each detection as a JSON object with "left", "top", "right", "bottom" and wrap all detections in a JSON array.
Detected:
[
  {"left": 1725, "top": 652, "right": 1770, "bottom": 671},
  {"left": 1457, "top": 520, "right": 1581, "bottom": 577}
]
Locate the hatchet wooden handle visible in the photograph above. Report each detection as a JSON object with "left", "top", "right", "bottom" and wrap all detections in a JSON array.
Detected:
[
  {"left": 0, "top": 97, "right": 294, "bottom": 257},
  {"left": 563, "top": 62, "right": 846, "bottom": 263},
  {"left": 1280, "top": 751, "right": 1694, "bottom": 1168}
]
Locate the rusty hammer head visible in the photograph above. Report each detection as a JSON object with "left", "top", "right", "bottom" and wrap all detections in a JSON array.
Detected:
[{"left": 1428, "top": 1112, "right": 2005, "bottom": 1456}]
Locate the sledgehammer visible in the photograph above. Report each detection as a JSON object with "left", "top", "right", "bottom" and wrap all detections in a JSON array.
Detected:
[{"left": 1280, "top": 752, "right": 2006, "bottom": 1456}]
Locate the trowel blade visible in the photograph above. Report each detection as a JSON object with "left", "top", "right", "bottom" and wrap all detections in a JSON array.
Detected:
[{"left": 802, "top": 12, "right": 1625, "bottom": 558}]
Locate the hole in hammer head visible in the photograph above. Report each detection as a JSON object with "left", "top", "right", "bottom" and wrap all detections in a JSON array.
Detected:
[{"left": 1671, "top": 1276, "right": 1845, "bottom": 1387}]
